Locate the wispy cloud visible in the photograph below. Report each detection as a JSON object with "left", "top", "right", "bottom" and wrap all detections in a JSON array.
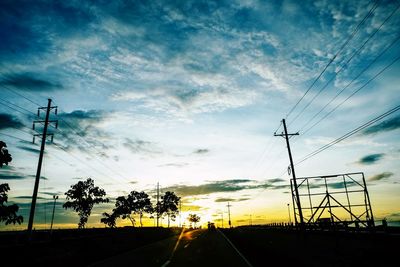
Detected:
[
  {"left": 123, "top": 138, "right": 162, "bottom": 155},
  {"left": 363, "top": 116, "right": 400, "bottom": 135},
  {"left": 13, "top": 195, "right": 46, "bottom": 200},
  {"left": 369, "top": 172, "right": 394, "bottom": 181},
  {"left": 158, "top": 162, "right": 189, "bottom": 168},
  {"left": 53, "top": 110, "right": 115, "bottom": 156},
  {"left": 161, "top": 178, "right": 288, "bottom": 197},
  {"left": 193, "top": 149, "right": 209, "bottom": 154},
  {"left": 215, "top": 197, "right": 250, "bottom": 203},
  {"left": 0, "top": 169, "right": 48, "bottom": 180}
]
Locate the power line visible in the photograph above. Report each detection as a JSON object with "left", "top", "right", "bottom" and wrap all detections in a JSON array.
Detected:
[
  {"left": 0, "top": 84, "right": 42, "bottom": 107},
  {"left": 288, "top": 2, "right": 400, "bottom": 127},
  {"left": 53, "top": 124, "right": 130, "bottom": 183},
  {"left": 249, "top": 104, "right": 400, "bottom": 203},
  {"left": 302, "top": 50, "right": 400, "bottom": 137},
  {"left": 258, "top": 145, "right": 286, "bottom": 178},
  {"left": 0, "top": 132, "right": 30, "bottom": 143},
  {"left": 0, "top": 95, "right": 131, "bottom": 184},
  {"left": 46, "top": 144, "right": 121, "bottom": 188},
  {"left": 0, "top": 97, "right": 131, "bottom": 185},
  {"left": 285, "top": 0, "right": 380, "bottom": 119},
  {"left": 51, "top": 142, "right": 128, "bottom": 187},
  {"left": 296, "top": 104, "right": 400, "bottom": 165},
  {"left": 0, "top": 97, "right": 37, "bottom": 116},
  {"left": 51, "top": 102, "right": 130, "bottom": 182}
]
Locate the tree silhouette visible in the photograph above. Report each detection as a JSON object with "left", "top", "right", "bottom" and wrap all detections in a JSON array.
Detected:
[
  {"left": 113, "top": 191, "right": 153, "bottom": 227},
  {"left": 0, "top": 141, "right": 12, "bottom": 168},
  {"left": 130, "top": 191, "right": 153, "bottom": 227},
  {"left": 188, "top": 214, "right": 200, "bottom": 228},
  {"left": 63, "top": 178, "right": 109, "bottom": 228},
  {"left": 0, "top": 183, "right": 23, "bottom": 225},
  {"left": 114, "top": 195, "right": 136, "bottom": 226},
  {"left": 100, "top": 212, "right": 117, "bottom": 228},
  {"left": 161, "top": 191, "right": 180, "bottom": 228}
]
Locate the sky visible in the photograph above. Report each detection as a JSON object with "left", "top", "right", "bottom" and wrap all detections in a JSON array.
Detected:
[{"left": 0, "top": 0, "right": 400, "bottom": 230}]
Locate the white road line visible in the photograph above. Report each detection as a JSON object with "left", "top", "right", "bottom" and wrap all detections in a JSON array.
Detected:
[
  {"left": 184, "top": 243, "right": 190, "bottom": 249},
  {"left": 161, "top": 260, "right": 170, "bottom": 267},
  {"left": 218, "top": 229, "right": 254, "bottom": 267}
]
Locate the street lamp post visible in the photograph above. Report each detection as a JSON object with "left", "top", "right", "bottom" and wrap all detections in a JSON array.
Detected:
[{"left": 50, "top": 195, "right": 58, "bottom": 232}]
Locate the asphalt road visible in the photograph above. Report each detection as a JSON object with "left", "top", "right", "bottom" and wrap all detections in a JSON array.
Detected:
[{"left": 91, "top": 229, "right": 252, "bottom": 267}]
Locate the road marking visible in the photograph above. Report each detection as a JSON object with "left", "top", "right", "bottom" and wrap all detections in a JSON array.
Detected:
[
  {"left": 184, "top": 243, "right": 190, "bottom": 249},
  {"left": 218, "top": 229, "right": 254, "bottom": 267},
  {"left": 162, "top": 228, "right": 186, "bottom": 267},
  {"left": 161, "top": 260, "right": 170, "bottom": 267}
]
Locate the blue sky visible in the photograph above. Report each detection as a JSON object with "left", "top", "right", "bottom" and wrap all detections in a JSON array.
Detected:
[{"left": 0, "top": 0, "right": 400, "bottom": 229}]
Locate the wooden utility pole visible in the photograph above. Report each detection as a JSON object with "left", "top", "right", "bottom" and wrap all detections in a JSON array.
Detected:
[
  {"left": 50, "top": 195, "right": 58, "bottom": 232},
  {"left": 28, "top": 99, "right": 57, "bottom": 235},
  {"left": 179, "top": 199, "right": 182, "bottom": 227},
  {"left": 156, "top": 182, "right": 160, "bottom": 227},
  {"left": 227, "top": 202, "right": 232, "bottom": 228},
  {"left": 274, "top": 119, "right": 304, "bottom": 226}
]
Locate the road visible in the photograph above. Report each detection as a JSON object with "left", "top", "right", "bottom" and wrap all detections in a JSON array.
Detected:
[{"left": 90, "top": 229, "right": 252, "bottom": 267}]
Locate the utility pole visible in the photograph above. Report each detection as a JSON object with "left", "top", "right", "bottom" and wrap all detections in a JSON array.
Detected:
[
  {"left": 221, "top": 212, "right": 224, "bottom": 228},
  {"left": 50, "top": 195, "right": 58, "bottom": 232},
  {"left": 28, "top": 99, "right": 57, "bottom": 235},
  {"left": 227, "top": 202, "right": 232, "bottom": 228},
  {"left": 179, "top": 199, "right": 182, "bottom": 228},
  {"left": 287, "top": 203, "right": 292, "bottom": 224},
  {"left": 156, "top": 182, "right": 159, "bottom": 227},
  {"left": 274, "top": 119, "right": 304, "bottom": 226}
]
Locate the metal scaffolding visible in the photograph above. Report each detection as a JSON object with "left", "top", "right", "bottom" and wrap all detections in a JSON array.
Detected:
[{"left": 290, "top": 172, "right": 374, "bottom": 229}]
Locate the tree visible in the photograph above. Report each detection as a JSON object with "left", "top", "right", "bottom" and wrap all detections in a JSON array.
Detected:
[
  {"left": 188, "top": 214, "right": 200, "bottom": 228},
  {"left": 63, "top": 178, "right": 109, "bottom": 228},
  {"left": 0, "top": 183, "right": 23, "bottom": 225},
  {"left": 0, "top": 141, "right": 12, "bottom": 168},
  {"left": 100, "top": 212, "right": 117, "bottom": 228},
  {"left": 130, "top": 191, "right": 153, "bottom": 227},
  {"left": 114, "top": 195, "right": 136, "bottom": 226},
  {"left": 161, "top": 191, "right": 180, "bottom": 228},
  {"left": 113, "top": 191, "right": 153, "bottom": 227}
]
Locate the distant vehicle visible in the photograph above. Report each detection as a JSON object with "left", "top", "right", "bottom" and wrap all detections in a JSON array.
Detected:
[{"left": 207, "top": 222, "right": 216, "bottom": 230}]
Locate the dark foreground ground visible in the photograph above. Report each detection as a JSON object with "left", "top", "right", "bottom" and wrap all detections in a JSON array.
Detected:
[
  {"left": 1, "top": 227, "right": 181, "bottom": 267},
  {"left": 222, "top": 226, "right": 400, "bottom": 267},
  {"left": 1, "top": 226, "right": 399, "bottom": 267}
]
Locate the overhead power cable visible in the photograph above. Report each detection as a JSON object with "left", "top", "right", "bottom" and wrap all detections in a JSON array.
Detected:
[
  {"left": 288, "top": 1, "right": 400, "bottom": 127},
  {"left": 285, "top": 0, "right": 380, "bottom": 119},
  {"left": 296, "top": 104, "right": 400, "bottom": 165},
  {"left": 302, "top": 49, "right": 400, "bottom": 137}
]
